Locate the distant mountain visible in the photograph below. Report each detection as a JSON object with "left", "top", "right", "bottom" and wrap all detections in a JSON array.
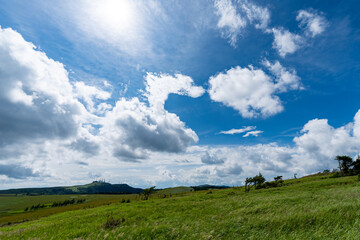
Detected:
[
  {"left": 190, "top": 184, "right": 230, "bottom": 191},
  {"left": 155, "top": 184, "right": 230, "bottom": 195},
  {"left": 0, "top": 181, "right": 143, "bottom": 195}
]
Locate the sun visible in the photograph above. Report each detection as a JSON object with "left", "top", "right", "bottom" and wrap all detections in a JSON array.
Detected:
[{"left": 87, "top": 0, "right": 136, "bottom": 33}]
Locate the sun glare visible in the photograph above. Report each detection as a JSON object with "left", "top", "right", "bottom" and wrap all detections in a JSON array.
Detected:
[{"left": 88, "top": 0, "right": 136, "bottom": 32}]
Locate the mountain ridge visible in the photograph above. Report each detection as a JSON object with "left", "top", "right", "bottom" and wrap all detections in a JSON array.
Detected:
[{"left": 0, "top": 181, "right": 143, "bottom": 195}]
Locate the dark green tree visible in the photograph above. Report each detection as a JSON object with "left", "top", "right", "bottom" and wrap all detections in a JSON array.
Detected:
[
  {"left": 351, "top": 155, "right": 360, "bottom": 174},
  {"left": 244, "top": 177, "right": 253, "bottom": 192},
  {"left": 253, "top": 173, "right": 266, "bottom": 189},
  {"left": 143, "top": 186, "right": 155, "bottom": 200},
  {"left": 335, "top": 155, "right": 353, "bottom": 175},
  {"left": 274, "top": 176, "right": 283, "bottom": 182}
]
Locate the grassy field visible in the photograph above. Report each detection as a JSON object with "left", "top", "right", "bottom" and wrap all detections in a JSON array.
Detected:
[
  {"left": 1, "top": 173, "right": 360, "bottom": 239},
  {"left": 156, "top": 186, "right": 194, "bottom": 195},
  {"left": 0, "top": 194, "right": 137, "bottom": 226}
]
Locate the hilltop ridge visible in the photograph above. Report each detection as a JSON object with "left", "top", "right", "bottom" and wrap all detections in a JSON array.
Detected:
[{"left": 0, "top": 181, "right": 143, "bottom": 195}]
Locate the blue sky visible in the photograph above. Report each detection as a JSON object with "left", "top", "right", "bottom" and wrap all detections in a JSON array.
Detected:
[{"left": 0, "top": 0, "right": 360, "bottom": 189}]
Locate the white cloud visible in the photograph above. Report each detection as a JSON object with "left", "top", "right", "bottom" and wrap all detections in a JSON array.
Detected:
[
  {"left": 100, "top": 97, "right": 199, "bottom": 161},
  {"left": 220, "top": 126, "right": 256, "bottom": 134},
  {"left": 243, "top": 130, "right": 263, "bottom": 137},
  {"left": 99, "top": 72, "right": 204, "bottom": 161},
  {"left": 297, "top": 9, "right": 327, "bottom": 37},
  {"left": 271, "top": 28, "right": 304, "bottom": 57},
  {"left": 263, "top": 59, "right": 302, "bottom": 92},
  {"left": 208, "top": 63, "right": 300, "bottom": 118},
  {"left": 74, "top": 81, "right": 111, "bottom": 113},
  {"left": 240, "top": 0, "right": 270, "bottom": 30},
  {"left": 201, "top": 152, "right": 225, "bottom": 165},
  {"left": 269, "top": 9, "right": 327, "bottom": 57},
  {"left": 159, "top": 110, "right": 360, "bottom": 185},
  {"left": 214, "top": 0, "right": 270, "bottom": 47},
  {"left": 214, "top": 0, "right": 247, "bottom": 47},
  {"left": 144, "top": 73, "right": 205, "bottom": 111},
  {"left": 294, "top": 113, "right": 360, "bottom": 164},
  {"left": 0, "top": 26, "right": 207, "bottom": 183},
  {"left": 0, "top": 26, "right": 87, "bottom": 147}
]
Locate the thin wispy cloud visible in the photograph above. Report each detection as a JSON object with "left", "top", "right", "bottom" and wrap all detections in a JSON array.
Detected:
[
  {"left": 243, "top": 130, "right": 263, "bottom": 137},
  {"left": 219, "top": 126, "right": 256, "bottom": 135},
  {"left": 214, "top": 0, "right": 270, "bottom": 47},
  {"left": 297, "top": 9, "right": 328, "bottom": 37}
]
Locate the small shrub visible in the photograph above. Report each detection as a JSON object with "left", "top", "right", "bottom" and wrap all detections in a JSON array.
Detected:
[
  {"left": 126, "top": 199, "right": 130, "bottom": 203},
  {"left": 330, "top": 172, "right": 341, "bottom": 178},
  {"left": 102, "top": 213, "right": 125, "bottom": 229},
  {"left": 207, "top": 191, "right": 212, "bottom": 194}
]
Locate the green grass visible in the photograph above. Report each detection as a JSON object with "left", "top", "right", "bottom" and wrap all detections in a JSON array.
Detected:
[
  {"left": 0, "top": 194, "right": 137, "bottom": 226},
  {"left": 156, "top": 186, "right": 194, "bottom": 195},
  {"left": 1, "top": 174, "right": 360, "bottom": 239}
]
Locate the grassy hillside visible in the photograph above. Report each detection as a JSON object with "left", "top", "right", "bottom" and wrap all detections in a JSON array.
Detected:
[{"left": 1, "top": 174, "right": 360, "bottom": 239}]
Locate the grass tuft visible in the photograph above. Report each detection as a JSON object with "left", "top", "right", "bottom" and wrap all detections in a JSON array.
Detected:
[{"left": 102, "top": 212, "right": 125, "bottom": 229}]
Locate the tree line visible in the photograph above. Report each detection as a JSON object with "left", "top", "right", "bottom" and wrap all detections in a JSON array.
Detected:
[
  {"left": 334, "top": 155, "right": 360, "bottom": 177},
  {"left": 24, "top": 198, "right": 86, "bottom": 212}
]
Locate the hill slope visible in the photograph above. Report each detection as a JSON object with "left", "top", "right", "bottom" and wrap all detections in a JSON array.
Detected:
[
  {"left": 0, "top": 181, "right": 143, "bottom": 195},
  {"left": 1, "top": 173, "right": 360, "bottom": 239}
]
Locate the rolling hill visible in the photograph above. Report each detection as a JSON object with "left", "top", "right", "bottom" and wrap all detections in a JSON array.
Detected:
[
  {"left": 0, "top": 181, "right": 143, "bottom": 195},
  {"left": 2, "top": 173, "right": 360, "bottom": 239}
]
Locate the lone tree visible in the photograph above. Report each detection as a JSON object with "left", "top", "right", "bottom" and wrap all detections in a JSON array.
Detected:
[
  {"left": 253, "top": 173, "right": 266, "bottom": 189},
  {"left": 244, "top": 177, "right": 253, "bottom": 192},
  {"left": 143, "top": 186, "right": 155, "bottom": 200},
  {"left": 274, "top": 176, "right": 283, "bottom": 184},
  {"left": 335, "top": 155, "right": 353, "bottom": 176}
]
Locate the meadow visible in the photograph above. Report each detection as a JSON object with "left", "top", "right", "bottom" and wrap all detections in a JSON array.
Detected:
[
  {"left": 0, "top": 194, "right": 137, "bottom": 226},
  {"left": 1, "top": 173, "right": 360, "bottom": 239}
]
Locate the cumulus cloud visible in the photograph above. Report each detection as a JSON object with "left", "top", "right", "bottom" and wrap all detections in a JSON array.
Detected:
[
  {"left": 74, "top": 81, "right": 111, "bottom": 113},
  {"left": 174, "top": 144, "right": 294, "bottom": 185},
  {"left": 0, "top": 164, "right": 39, "bottom": 179},
  {"left": 69, "top": 138, "right": 100, "bottom": 156},
  {"left": 263, "top": 59, "right": 302, "bottom": 92},
  {"left": 271, "top": 28, "right": 304, "bottom": 57},
  {"left": 100, "top": 97, "right": 199, "bottom": 161},
  {"left": 269, "top": 9, "right": 327, "bottom": 57},
  {"left": 243, "top": 130, "right": 263, "bottom": 137},
  {"left": 294, "top": 111, "right": 360, "bottom": 166},
  {"left": 201, "top": 152, "right": 225, "bottom": 165},
  {"left": 208, "top": 63, "right": 301, "bottom": 118},
  {"left": 0, "top": 26, "right": 86, "bottom": 147},
  {"left": 100, "top": 72, "right": 204, "bottom": 161},
  {"left": 144, "top": 73, "right": 204, "bottom": 111},
  {"left": 297, "top": 9, "right": 328, "bottom": 37},
  {"left": 152, "top": 110, "right": 360, "bottom": 186},
  {"left": 219, "top": 126, "right": 256, "bottom": 134},
  {"left": 0, "top": 26, "right": 205, "bottom": 175},
  {"left": 214, "top": 0, "right": 270, "bottom": 47}
]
